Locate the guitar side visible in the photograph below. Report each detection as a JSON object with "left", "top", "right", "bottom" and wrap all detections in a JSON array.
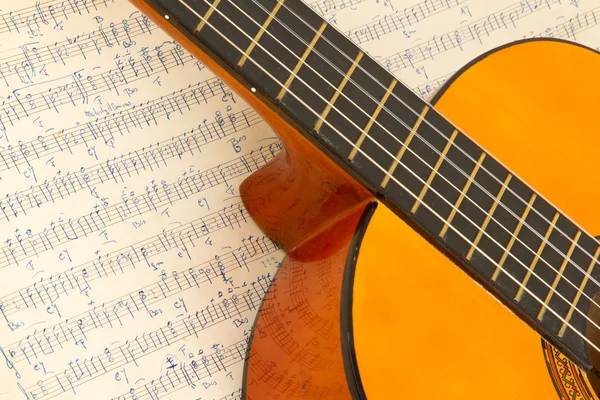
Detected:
[{"left": 243, "top": 39, "right": 600, "bottom": 399}]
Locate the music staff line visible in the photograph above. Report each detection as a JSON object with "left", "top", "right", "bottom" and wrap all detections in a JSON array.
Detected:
[
  {"left": 379, "top": 0, "right": 586, "bottom": 72},
  {"left": 0, "top": 12, "right": 156, "bottom": 88},
  {"left": 0, "top": 0, "right": 117, "bottom": 37},
  {"left": 0, "top": 78, "right": 229, "bottom": 175},
  {"left": 346, "top": 0, "right": 467, "bottom": 45},
  {"left": 309, "top": 0, "right": 365, "bottom": 17},
  {"left": 112, "top": 340, "right": 249, "bottom": 400},
  {"left": 5, "top": 235, "right": 280, "bottom": 366},
  {"left": 413, "top": 72, "right": 453, "bottom": 99},
  {"left": 0, "top": 107, "right": 262, "bottom": 221},
  {"left": 0, "top": 200, "right": 254, "bottom": 319},
  {"left": 526, "top": 5, "right": 600, "bottom": 41},
  {"left": 116, "top": 389, "right": 244, "bottom": 400},
  {"left": 0, "top": 37, "right": 198, "bottom": 134},
  {"left": 22, "top": 276, "right": 271, "bottom": 400},
  {"left": 0, "top": 142, "right": 280, "bottom": 270},
  {"left": 204, "top": 390, "right": 244, "bottom": 400}
]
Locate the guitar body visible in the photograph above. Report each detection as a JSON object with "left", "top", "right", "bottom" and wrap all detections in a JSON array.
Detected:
[
  {"left": 125, "top": 2, "right": 600, "bottom": 397},
  {"left": 241, "top": 39, "right": 600, "bottom": 399}
]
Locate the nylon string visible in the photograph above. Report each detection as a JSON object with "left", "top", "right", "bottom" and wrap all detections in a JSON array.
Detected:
[
  {"left": 188, "top": 0, "right": 600, "bottom": 332},
  {"left": 175, "top": 0, "right": 600, "bottom": 352},
  {"left": 230, "top": 0, "right": 600, "bottom": 319},
  {"left": 269, "top": 0, "right": 600, "bottom": 291}
]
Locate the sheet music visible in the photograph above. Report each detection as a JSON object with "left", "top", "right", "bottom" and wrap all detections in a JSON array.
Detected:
[{"left": 0, "top": 0, "right": 598, "bottom": 398}]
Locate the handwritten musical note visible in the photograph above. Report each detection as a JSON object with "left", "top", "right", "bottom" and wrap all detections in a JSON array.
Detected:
[
  {"left": 4, "top": 236, "right": 279, "bottom": 366},
  {"left": 346, "top": 0, "right": 468, "bottom": 44},
  {"left": 0, "top": 107, "right": 263, "bottom": 221},
  {"left": 0, "top": 12, "right": 156, "bottom": 89},
  {"left": 18, "top": 274, "right": 270, "bottom": 399},
  {"left": 310, "top": 0, "right": 365, "bottom": 16},
  {"left": 0, "top": 0, "right": 118, "bottom": 39},
  {"left": 0, "top": 141, "right": 280, "bottom": 270}
]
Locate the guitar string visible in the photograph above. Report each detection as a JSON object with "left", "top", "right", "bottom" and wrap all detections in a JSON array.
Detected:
[
  {"left": 265, "top": 0, "right": 600, "bottom": 290},
  {"left": 223, "top": 0, "right": 600, "bottom": 325},
  {"left": 182, "top": 0, "right": 600, "bottom": 344},
  {"left": 177, "top": 0, "right": 600, "bottom": 352},
  {"left": 184, "top": 0, "right": 600, "bottom": 329},
  {"left": 257, "top": 0, "right": 600, "bottom": 295}
]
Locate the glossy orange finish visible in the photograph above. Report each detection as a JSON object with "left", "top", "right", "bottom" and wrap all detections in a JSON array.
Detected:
[
  {"left": 353, "top": 40, "right": 600, "bottom": 399},
  {"left": 123, "top": 2, "right": 599, "bottom": 397}
]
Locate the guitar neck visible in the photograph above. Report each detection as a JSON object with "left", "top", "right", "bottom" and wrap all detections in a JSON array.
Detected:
[{"left": 133, "top": 0, "right": 600, "bottom": 372}]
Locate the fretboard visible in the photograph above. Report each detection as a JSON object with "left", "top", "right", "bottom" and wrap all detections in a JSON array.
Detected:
[{"left": 144, "top": 0, "right": 600, "bottom": 371}]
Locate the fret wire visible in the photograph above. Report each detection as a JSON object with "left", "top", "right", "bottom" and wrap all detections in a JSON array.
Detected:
[
  {"left": 559, "top": 245, "right": 600, "bottom": 337},
  {"left": 195, "top": 0, "right": 222, "bottom": 32},
  {"left": 259, "top": 0, "right": 600, "bottom": 300},
  {"left": 538, "top": 231, "right": 583, "bottom": 321},
  {"left": 223, "top": 0, "right": 600, "bottom": 316},
  {"left": 348, "top": 79, "right": 397, "bottom": 161},
  {"left": 276, "top": 21, "right": 327, "bottom": 101},
  {"left": 438, "top": 152, "right": 486, "bottom": 238},
  {"left": 380, "top": 105, "right": 429, "bottom": 188},
  {"left": 466, "top": 174, "right": 512, "bottom": 260},
  {"left": 491, "top": 193, "right": 537, "bottom": 281},
  {"left": 411, "top": 129, "right": 458, "bottom": 214},
  {"left": 313, "top": 51, "right": 364, "bottom": 132},
  {"left": 237, "top": 0, "right": 286, "bottom": 67},
  {"left": 515, "top": 212, "right": 560, "bottom": 301},
  {"left": 179, "top": 0, "right": 600, "bottom": 351}
]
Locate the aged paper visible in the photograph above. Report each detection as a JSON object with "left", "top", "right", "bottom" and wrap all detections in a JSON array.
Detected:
[{"left": 0, "top": 0, "right": 597, "bottom": 398}]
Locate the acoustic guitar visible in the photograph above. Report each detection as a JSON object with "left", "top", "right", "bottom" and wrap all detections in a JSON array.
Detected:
[{"left": 128, "top": 0, "right": 600, "bottom": 398}]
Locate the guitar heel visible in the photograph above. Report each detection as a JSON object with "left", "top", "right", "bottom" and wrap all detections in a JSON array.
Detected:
[{"left": 240, "top": 131, "right": 371, "bottom": 253}]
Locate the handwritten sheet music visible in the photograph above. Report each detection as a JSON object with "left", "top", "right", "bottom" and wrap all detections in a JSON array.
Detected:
[{"left": 0, "top": 0, "right": 597, "bottom": 398}]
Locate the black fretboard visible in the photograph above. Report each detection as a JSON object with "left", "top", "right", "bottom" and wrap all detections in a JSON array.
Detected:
[{"left": 145, "top": 0, "right": 600, "bottom": 372}]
